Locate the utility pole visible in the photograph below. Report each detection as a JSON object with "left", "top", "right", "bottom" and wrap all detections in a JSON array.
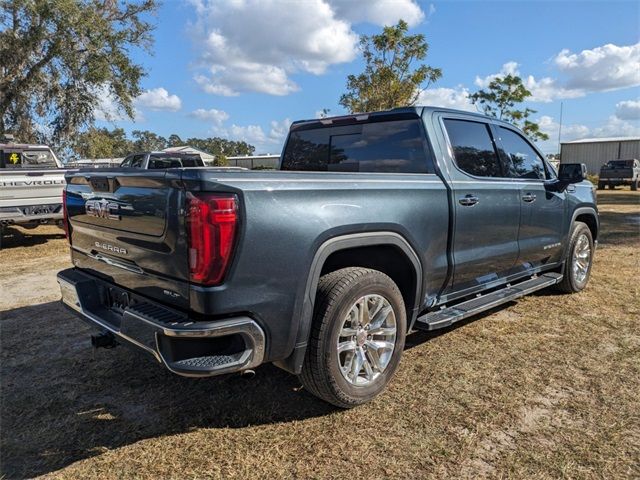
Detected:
[{"left": 557, "top": 101, "right": 563, "bottom": 157}]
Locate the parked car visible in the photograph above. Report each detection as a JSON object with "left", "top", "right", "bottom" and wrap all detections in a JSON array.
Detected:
[
  {"left": 120, "top": 151, "right": 205, "bottom": 169},
  {"left": 0, "top": 139, "right": 67, "bottom": 245},
  {"left": 598, "top": 159, "right": 639, "bottom": 190},
  {"left": 57, "top": 107, "right": 598, "bottom": 408}
]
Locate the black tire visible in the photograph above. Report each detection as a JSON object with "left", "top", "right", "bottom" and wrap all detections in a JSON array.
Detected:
[
  {"left": 597, "top": 181, "right": 604, "bottom": 190},
  {"left": 556, "top": 221, "right": 594, "bottom": 293},
  {"left": 299, "top": 267, "right": 407, "bottom": 408},
  {"left": 631, "top": 180, "right": 638, "bottom": 191},
  {"left": 608, "top": 183, "right": 615, "bottom": 190}
]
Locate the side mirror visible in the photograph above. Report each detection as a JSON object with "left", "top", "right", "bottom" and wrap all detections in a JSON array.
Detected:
[{"left": 558, "top": 163, "right": 587, "bottom": 184}]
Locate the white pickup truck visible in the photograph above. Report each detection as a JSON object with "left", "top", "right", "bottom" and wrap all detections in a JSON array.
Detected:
[{"left": 0, "top": 140, "right": 67, "bottom": 244}]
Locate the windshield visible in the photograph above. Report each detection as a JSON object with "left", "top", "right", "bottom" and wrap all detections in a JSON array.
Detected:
[
  {"left": 607, "top": 160, "right": 633, "bottom": 168},
  {"left": 1, "top": 149, "right": 58, "bottom": 169}
]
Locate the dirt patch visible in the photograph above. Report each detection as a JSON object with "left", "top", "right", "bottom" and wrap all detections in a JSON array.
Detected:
[{"left": 1, "top": 191, "right": 639, "bottom": 479}]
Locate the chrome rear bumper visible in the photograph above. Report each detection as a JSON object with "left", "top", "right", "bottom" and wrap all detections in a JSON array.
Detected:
[{"left": 57, "top": 268, "right": 265, "bottom": 377}]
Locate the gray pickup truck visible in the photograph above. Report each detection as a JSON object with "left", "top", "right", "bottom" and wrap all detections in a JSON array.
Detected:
[
  {"left": 57, "top": 107, "right": 598, "bottom": 408},
  {"left": 598, "top": 159, "right": 639, "bottom": 190}
]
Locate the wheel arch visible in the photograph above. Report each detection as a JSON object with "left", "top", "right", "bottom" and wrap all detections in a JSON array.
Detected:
[
  {"left": 274, "top": 232, "right": 422, "bottom": 375},
  {"left": 572, "top": 207, "right": 599, "bottom": 243}
]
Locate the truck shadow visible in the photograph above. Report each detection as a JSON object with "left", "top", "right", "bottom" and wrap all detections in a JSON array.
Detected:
[
  {"left": 1, "top": 299, "right": 508, "bottom": 478},
  {"left": 0, "top": 301, "right": 337, "bottom": 478},
  {"left": 0, "top": 225, "right": 65, "bottom": 249}
]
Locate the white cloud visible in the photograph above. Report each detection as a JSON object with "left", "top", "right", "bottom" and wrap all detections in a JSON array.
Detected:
[
  {"left": 474, "top": 62, "right": 583, "bottom": 103},
  {"left": 228, "top": 124, "right": 269, "bottom": 145},
  {"left": 474, "top": 43, "right": 640, "bottom": 103},
  {"left": 189, "top": 0, "right": 428, "bottom": 96},
  {"left": 217, "top": 118, "right": 292, "bottom": 151},
  {"left": 417, "top": 86, "right": 476, "bottom": 111},
  {"left": 534, "top": 115, "right": 590, "bottom": 153},
  {"left": 189, "top": 108, "right": 229, "bottom": 126},
  {"left": 268, "top": 118, "right": 292, "bottom": 143},
  {"left": 94, "top": 85, "right": 143, "bottom": 122},
  {"left": 330, "top": 0, "right": 425, "bottom": 27},
  {"left": 538, "top": 115, "right": 590, "bottom": 142},
  {"left": 474, "top": 61, "right": 520, "bottom": 88},
  {"left": 191, "top": 0, "right": 357, "bottom": 96},
  {"left": 134, "top": 88, "right": 182, "bottom": 111},
  {"left": 615, "top": 99, "right": 640, "bottom": 121},
  {"left": 593, "top": 115, "right": 640, "bottom": 138},
  {"left": 554, "top": 42, "right": 640, "bottom": 92}
]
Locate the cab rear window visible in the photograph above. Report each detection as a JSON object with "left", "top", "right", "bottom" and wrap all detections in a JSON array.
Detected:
[
  {"left": 281, "top": 119, "right": 434, "bottom": 173},
  {"left": 1, "top": 149, "right": 57, "bottom": 168}
]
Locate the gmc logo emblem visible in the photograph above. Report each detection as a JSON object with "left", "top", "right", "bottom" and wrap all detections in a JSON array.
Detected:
[{"left": 85, "top": 199, "right": 120, "bottom": 220}]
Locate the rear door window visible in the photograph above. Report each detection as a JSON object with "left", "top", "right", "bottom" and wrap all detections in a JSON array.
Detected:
[
  {"left": 497, "top": 127, "right": 546, "bottom": 180},
  {"left": 443, "top": 119, "right": 502, "bottom": 177},
  {"left": 281, "top": 119, "right": 434, "bottom": 173}
]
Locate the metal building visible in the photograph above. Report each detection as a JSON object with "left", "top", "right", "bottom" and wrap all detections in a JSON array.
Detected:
[{"left": 560, "top": 137, "right": 640, "bottom": 174}]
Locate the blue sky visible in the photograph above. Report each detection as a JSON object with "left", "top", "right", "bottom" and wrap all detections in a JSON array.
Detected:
[{"left": 97, "top": 0, "right": 640, "bottom": 154}]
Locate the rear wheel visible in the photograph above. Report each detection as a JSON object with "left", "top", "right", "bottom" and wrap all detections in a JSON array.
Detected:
[
  {"left": 597, "top": 181, "right": 604, "bottom": 190},
  {"left": 632, "top": 180, "right": 638, "bottom": 191},
  {"left": 556, "top": 221, "right": 594, "bottom": 293},
  {"left": 299, "top": 267, "right": 406, "bottom": 408},
  {"left": 608, "top": 183, "right": 615, "bottom": 190}
]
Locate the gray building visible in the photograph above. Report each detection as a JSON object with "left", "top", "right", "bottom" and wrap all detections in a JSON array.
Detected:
[{"left": 560, "top": 137, "right": 640, "bottom": 174}]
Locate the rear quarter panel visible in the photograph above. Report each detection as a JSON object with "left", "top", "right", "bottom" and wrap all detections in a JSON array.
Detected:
[{"left": 182, "top": 170, "right": 449, "bottom": 362}]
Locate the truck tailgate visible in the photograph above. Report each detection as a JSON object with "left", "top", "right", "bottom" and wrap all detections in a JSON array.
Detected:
[
  {"left": 66, "top": 169, "right": 191, "bottom": 309},
  {"left": 0, "top": 169, "right": 66, "bottom": 207}
]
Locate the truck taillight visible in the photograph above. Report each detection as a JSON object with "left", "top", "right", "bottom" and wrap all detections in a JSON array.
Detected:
[
  {"left": 187, "top": 193, "right": 238, "bottom": 286},
  {"left": 62, "top": 189, "right": 71, "bottom": 243}
]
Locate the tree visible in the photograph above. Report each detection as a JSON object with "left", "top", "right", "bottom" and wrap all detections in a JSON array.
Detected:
[
  {"left": 339, "top": 20, "right": 441, "bottom": 113},
  {"left": 184, "top": 137, "right": 255, "bottom": 161},
  {"left": 69, "top": 128, "right": 257, "bottom": 166},
  {"left": 469, "top": 74, "right": 549, "bottom": 141},
  {"left": 73, "top": 127, "right": 132, "bottom": 159},
  {"left": 167, "top": 134, "right": 184, "bottom": 147},
  {"left": 131, "top": 130, "right": 167, "bottom": 151},
  {"left": 0, "top": 0, "right": 157, "bottom": 145}
]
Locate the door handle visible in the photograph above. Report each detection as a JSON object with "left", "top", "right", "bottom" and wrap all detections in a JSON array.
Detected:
[
  {"left": 458, "top": 194, "right": 479, "bottom": 206},
  {"left": 522, "top": 193, "right": 537, "bottom": 203}
]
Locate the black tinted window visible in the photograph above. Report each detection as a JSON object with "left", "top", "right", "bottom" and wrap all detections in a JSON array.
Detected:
[
  {"left": 148, "top": 158, "right": 174, "bottom": 169},
  {"left": 498, "top": 128, "right": 546, "bottom": 180},
  {"left": 444, "top": 119, "right": 502, "bottom": 177},
  {"left": 281, "top": 119, "right": 433, "bottom": 173},
  {"left": 130, "top": 155, "right": 144, "bottom": 168},
  {"left": 180, "top": 157, "right": 200, "bottom": 167},
  {"left": 1, "top": 149, "right": 56, "bottom": 168}
]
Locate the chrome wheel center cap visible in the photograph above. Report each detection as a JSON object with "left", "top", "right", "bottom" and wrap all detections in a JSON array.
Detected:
[{"left": 356, "top": 329, "right": 367, "bottom": 346}]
